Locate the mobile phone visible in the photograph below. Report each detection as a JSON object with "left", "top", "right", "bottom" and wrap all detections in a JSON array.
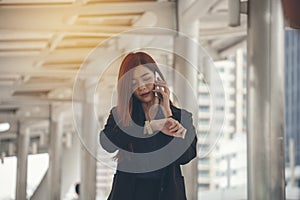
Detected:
[{"left": 154, "top": 71, "right": 163, "bottom": 99}]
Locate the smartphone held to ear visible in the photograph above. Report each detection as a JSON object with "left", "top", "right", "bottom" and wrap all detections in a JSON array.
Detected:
[{"left": 155, "top": 71, "right": 164, "bottom": 98}]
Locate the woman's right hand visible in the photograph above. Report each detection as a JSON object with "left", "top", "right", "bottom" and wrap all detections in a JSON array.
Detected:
[{"left": 150, "top": 118, "right": 186, "bottom": 139}]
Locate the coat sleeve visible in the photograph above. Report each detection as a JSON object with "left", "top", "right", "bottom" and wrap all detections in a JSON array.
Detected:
[
  {"left": 174, "top": 110, "right": 198, "bottom": 165},
  {"left": 99, "top": 108, "right": 132, "bottom": 153}
]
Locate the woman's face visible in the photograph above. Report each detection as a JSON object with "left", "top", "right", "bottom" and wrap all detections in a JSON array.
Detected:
[{"left": 132, "top": 65, "right": 155, "bottom": 103}]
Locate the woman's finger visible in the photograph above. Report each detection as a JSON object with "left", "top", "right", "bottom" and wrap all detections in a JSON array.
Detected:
[
  {"left": 181, "top": 128, "right": 187, "bottom": 139},
  {"left": 169, "top": 124, "right": 179, "bottom": 132},
  {"left": 152, "top": 88, "right": 168, "bottom": 98},
  {"left": 174, "top": 127, "right": 186, "bottom": 139},
  {"left": 154, "top": 81, "right": 167, "bottom": 87},
  {"left": 170, "top": 122, "right": 182, "bottom": 133},
  {"left": 168, "top": 119, "right": 178, "bottom": 129},
  {"left": 175, "top": 126, "right": 185, "bottom": 134},
  {"left": 155, "top": 81, "right": 170, "bottom": 93},
  {"left": 170, "top": 126, "right": 179, "bottom": 133}
]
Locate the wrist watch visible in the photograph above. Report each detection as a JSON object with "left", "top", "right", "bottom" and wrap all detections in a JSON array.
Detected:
[{"left": 144, "top": 120, "right": 153, "bottom": 135}]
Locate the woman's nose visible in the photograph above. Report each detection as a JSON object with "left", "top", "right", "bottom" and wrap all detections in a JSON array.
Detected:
[{"left": 137, "top": 83, "right": 146, "bottom": 90}]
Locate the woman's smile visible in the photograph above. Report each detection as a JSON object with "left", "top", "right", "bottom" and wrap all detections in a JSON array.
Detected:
[{"left": 140, "top": 91, "right": 151, "bottom": 97}]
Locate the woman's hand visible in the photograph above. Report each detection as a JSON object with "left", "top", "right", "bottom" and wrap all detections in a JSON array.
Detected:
[
  {"left": 152, "top": 79, "right": 172, "bottom": 117},
  {"left": 150, "top": 118, "right": 186, "bottom": 139}
]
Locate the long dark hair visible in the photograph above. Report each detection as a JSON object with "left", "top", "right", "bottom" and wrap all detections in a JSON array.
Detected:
[{"left": 116, "top": 52, "right": 165, "bottom": 126}]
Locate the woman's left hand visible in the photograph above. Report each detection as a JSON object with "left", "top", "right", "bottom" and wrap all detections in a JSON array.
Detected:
[
  {"left": 152, "top": 79, "right": 172, "bottom": 117},
  {"left": 150, "top": 118, "right": 186, "bottom": 139}
]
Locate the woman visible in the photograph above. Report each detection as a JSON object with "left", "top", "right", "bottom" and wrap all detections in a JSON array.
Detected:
[{"left": 100, "top": 52, "right": 197, "bottom": 200}]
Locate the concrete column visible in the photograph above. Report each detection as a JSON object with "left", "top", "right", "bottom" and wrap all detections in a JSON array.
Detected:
[
  {"left": 61, "top": 131, "right": 81, "bottom": 198},
  {"left": 16, "top": 124, "right": 29, "bottom": 200},
  {"left": 48, "top": 114, "right": 64, "bottom": 200},
  {"left": 236, "top": 49, "right": 244, "bottom": 134},
  {"left": 289, "top": 138, "right": 295, "bottom": 187},
  {"left": 247, "top": 0, "right": 285, "bottom": 199},
  {"left": 174, "top": 2, "right": 199, "bottom": 199},
  {"left": 173, "top": 34, "right": 198, "bottom": 200},
  {"left": 80, "top": 81, "right": 97, "bottom": 200}
]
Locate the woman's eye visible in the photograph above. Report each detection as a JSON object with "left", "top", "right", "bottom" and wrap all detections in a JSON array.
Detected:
[
  {"left": 143, "top": 77, "right": 151, "bottom": 82},
  {"left": 132, "top": 82, "right": 137, "bottom": 88}
]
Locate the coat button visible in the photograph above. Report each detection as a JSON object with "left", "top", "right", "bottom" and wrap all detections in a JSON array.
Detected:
[{"left": 160, "top": 187, "right": 164, "bottom": 191}]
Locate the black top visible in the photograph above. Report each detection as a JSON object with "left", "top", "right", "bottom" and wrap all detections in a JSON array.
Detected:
[{"left": 99, "top": 104, "right": 198, "bottom": 200}]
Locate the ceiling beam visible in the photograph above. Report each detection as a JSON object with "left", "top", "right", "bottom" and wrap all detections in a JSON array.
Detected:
[
  {"left": 0, "top": 2, "right": 175, "bottom": 30},
  {"left": 219, "top": 38, "right": 246, "bottom": 58},
  {"left": 0, "top": 96, "right": 75, "bottom": 104},
  {"left": 17, "top": 83, "right": 72, "bottom": 92},
  {"left": 199, "top": 25, "right": 247, "bottom": 40},
  {"left": 182, "top": 0, "right": 220, "bottom": 22}
]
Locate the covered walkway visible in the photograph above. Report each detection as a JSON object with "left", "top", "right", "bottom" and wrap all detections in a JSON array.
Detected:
[{"left": 0, "top": 0, "right": 299, "bottom": 199}]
